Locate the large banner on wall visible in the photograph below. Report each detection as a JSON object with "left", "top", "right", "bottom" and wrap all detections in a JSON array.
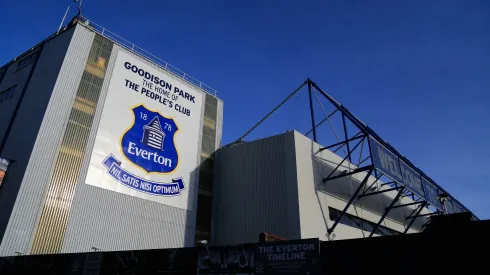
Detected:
[{"left": 85, "top": 51, "right": 203, "bottom": 210}]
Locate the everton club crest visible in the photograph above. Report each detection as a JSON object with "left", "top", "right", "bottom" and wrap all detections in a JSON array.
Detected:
[
  {"left": 102, "top": 105, "right": 184, "bottom": 196},
  {"left": 121, "top": 105, "right": 179, "bottom": 174}
]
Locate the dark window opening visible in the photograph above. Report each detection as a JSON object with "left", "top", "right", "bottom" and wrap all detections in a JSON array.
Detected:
[
  {"left": 0, "top": 85, "right": 17, "bottom": 103},
  {"left": 15, "top": 52, "right": 39, "bottom": 72}
]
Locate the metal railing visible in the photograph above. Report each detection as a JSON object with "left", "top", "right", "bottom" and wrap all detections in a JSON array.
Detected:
[{"left": 79, "top": 16, "right": 218, "bottom": 97}]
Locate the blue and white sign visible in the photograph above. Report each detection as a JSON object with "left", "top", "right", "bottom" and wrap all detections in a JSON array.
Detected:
[
  {"left": 103, "top": 155, "right": 184, "bottom": 196},
  {"left": 445, "top": 199, "right": 455, "bottom": 214},
  {"left": 121, "top": 105, "right": 179, "bottom": 174},
  {"left": 422, "top": 178, "right": 443, "bottom": 211},
  {"left": 369, "top": 137, "right": 404, "bottom": 184},
  {"left": 399, "top": 160, "right": 425, "bottom": 199},
  {"left": 453, "top": 202, "right": 464, "bottom": 213},
  {"left": 85, "top": 51, "right": 203, "bottom": 209},
  {"left": 369, "top": 136, "right": 447, "bottom": 210}
]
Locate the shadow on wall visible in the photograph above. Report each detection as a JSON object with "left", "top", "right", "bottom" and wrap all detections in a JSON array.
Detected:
[{"left": 310, "top": 147, "right": 426, "bottom": 232}]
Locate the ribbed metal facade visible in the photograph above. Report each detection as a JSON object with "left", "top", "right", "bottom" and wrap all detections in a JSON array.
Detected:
[
  {"left": 30, "top": 34, "right": 113, "bottom": 254},
  {"left": 0, "top": 25, "right": 94, "bottom": 256},
  {"left": 212, "top": 132, "right": 300, "bottom": 245}
]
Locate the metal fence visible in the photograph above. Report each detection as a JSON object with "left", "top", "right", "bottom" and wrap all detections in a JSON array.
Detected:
[{"left": 80, "top": 16, "right": 218, "bottom": 97}]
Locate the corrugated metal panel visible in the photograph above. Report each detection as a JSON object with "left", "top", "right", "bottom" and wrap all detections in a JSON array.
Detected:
[
  {"left": 61, "top": 43, "right": 195, "bottom": 253},
  {"left": 0, "top": 25, "right": 94, "bottom": 256},
  {"left": 215, "top": 99, "right": 224, "bottom": 149},
  {"left": 213, "top": 132, "right": 300, "bottom": 245},
  {"left": 30, "top": 33, "right": 113, "bottom": 255}
]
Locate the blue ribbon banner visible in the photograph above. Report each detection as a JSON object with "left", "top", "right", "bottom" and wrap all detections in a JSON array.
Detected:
[
  {"left": 103, "top": 154, "right": 185, "bottom": 196},
  {"left": 421, "top": 178, "right": 443, "bottom": 211}
]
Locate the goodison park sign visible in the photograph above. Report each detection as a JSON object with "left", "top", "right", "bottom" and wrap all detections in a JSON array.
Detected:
[
  {"left": 85, "top": 51, "right": 203, "bottom": 210},
  {"left": 368, "top": 136, "right": 466, "bottom": 214}
]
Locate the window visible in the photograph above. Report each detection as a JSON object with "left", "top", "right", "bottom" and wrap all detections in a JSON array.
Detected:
[
  {"left": 15, "top": 51, "right": 39, "bottom": 72},
  {"left": 0, "top": 85, "right": 16, "bottom": 103},
  {"left": 328, "top": 207, "right": 401, "bottom": 236}
]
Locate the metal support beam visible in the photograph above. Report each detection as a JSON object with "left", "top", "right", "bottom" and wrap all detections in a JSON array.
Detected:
[
  {"left": 327, "top": 169, "right": 373, "bottom": 234},
  {"left": 380, "top": 181, "right": 396, "bottom": 187},
  {"left": 368, "top": 188, "right": 405, "bottom": 237},
  {"left": 307, "top": 80, "right": 317, "bottom": 142},
  {"left": 406, "top": 211, "right": 441, "bottom": 220},
  {"left": 333, "top": 131, "right": 363, "bottom": 154},
  {"left": 310, "top": 81, "right": 368, "bottom": 134},
  {"left": 359, "top": 186, "right": 402, "bottom": 198},
  {"left": 321, "top": 134, "right": 365, "bottom": 151},
  {"left": 227, "top": 81, "right": 307, "bottom": 147},
  {"left": 358, "top": 155, "right": 371, "bottom": 166},
  {"left": 342, "top": 114, "right": 352, "bottom": 162},
  {"left": 392, "top": 201, "right": 425, "bottom": 209},
  {"left": 324, "top": 165, "right": 373, "bottom": 182},
  {"left": 361, "top": 174, "right": 383, "bottom": 195},
  {"left": 322, "top": 137, "right": 366, "bottom": 182},
  {"left": 403, "top": 202, "right": 426, "bottom": 234},
  {"left": 305, "top": 109, "right": 338, "bottom": 136}
]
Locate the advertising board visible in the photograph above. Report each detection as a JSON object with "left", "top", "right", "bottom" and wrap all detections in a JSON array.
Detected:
[
  {"left": 85, "top": 51, "right": 203, "bottom": 210},
  {"left": 196, "top": 239, "right": 320, "bottom": 275},
  {"left": 254, "top": 238, "right": 320, "bottom": 274},
  {"left": 422, "top": 178, "right": 443, "bottom": 211},
  {"left": 369, "top": 137, "right": 444, "bottom": 211}
]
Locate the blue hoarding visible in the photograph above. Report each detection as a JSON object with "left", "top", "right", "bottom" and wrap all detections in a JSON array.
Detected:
[
  {"left": 453, "top": 202, "right": 464, "bottom": 213},
  {"left": 399, "top": 160, "right": 425, "bottom": 199},
  {"left": 369, "top": 137, "right": 404, "bottom": 184},
  {"left": 422, "top": 178, "right": 443, "bottom": 211},
  {"left": 369, "top": 136, "right": 447, "bottom": 211},
  {"left": 445, "top": 199, "right": 455, "bottom": 214}
]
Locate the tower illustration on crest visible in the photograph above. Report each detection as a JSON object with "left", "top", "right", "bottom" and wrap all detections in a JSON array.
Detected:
[{"left": 142, "top": 116, "right": 165, "bottom": 151}]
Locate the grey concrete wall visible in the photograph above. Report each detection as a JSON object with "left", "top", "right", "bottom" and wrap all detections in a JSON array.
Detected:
[
  {"left": 0, "top": 25, "right": 92, "bottom": 256},
  {"left": 212, "top": 132, "right": 301, "bottom": 245}
]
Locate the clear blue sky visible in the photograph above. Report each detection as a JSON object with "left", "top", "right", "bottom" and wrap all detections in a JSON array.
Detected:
[{"left": 1, "top": 0, "right": 489, "bottom": 218}]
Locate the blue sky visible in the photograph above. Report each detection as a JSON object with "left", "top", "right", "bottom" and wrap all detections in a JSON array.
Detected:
[{"left": 1, "top": 0, "right": 489, "bottom": 218}]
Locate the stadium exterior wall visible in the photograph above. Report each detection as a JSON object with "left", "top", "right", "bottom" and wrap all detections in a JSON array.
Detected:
[
  {"left": 0, "top": 21, "right": 223, "bottom": 256},
  {"left": 0, "top": 26, "right": 91, "bottom": 256},
  {"left": 212, "top": 131, "right": 428, "bottom": 245},
  {"left": 212, "top": 133, "right": 301, "bottom": 245},
  {"left": 61, "top": 42, "right": 200, "bottom": 253}
]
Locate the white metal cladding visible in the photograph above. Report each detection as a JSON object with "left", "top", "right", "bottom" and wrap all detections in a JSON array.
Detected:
[
  {"left": 212, "top": 132, "right": 300, "bottom": 245},
  {"left": 212, "top": 131, "right": 430, "bottom": 245},
  {"left": 61, "top": 43, "right": 201, "bottom": 252},
  {"left": 215, "top": 99, "right": 224, "bottom": 149},
  {"left": 0, "top": 26, "right": 95, "bottom": 256}
]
